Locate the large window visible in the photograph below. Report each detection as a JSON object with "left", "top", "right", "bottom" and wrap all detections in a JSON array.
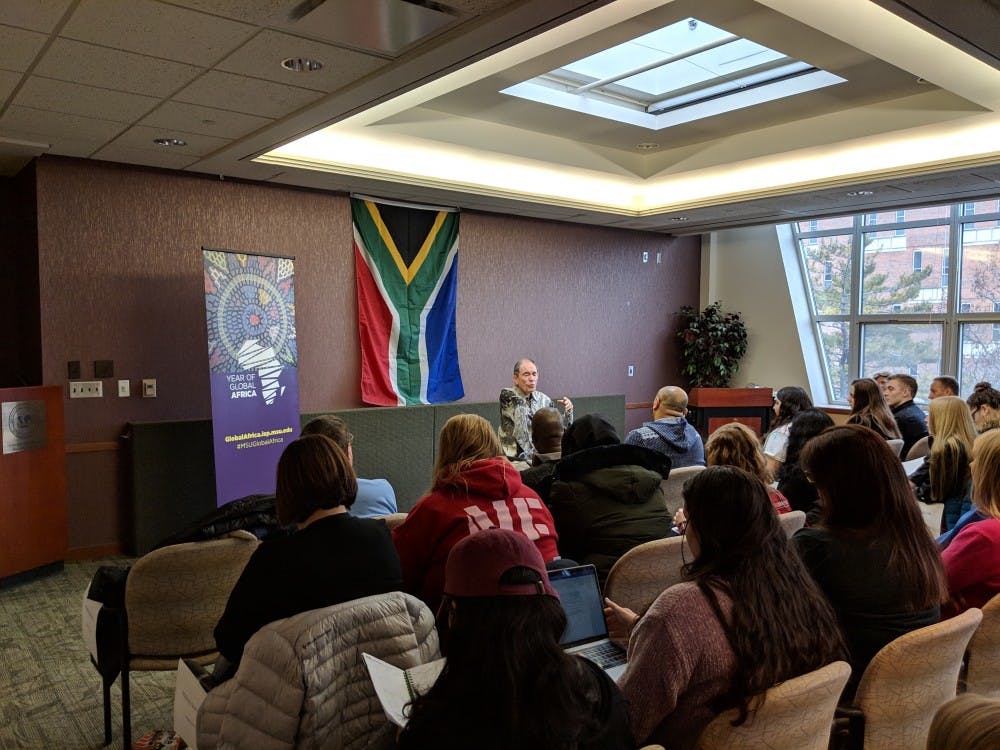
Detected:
[{"left": 793, "top": 201, "right": 1000, "bottom": 402}]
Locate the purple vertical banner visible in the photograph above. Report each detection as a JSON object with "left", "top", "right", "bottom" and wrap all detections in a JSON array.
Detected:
[{"left": 203, "top": 249, "right": 299, "bottom": 506}]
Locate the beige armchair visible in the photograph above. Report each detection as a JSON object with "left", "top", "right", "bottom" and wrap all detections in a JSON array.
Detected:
[
  {"left": 660, "top": 465, "right": 704, "bottom": 517},
  {"left": 604, "top": 535, "right": 685, "bottom": 616},
  {"left": 91, "top": 531, "right": 258, "bottom": 747},
  {"left": 696, "top": 661, "right": 851, "bottom": 750},
  {"left": 966, "top": 594, "right": 1000, "bottom": 697},
  {"left": 836, "top": 607, "right": 982, "bottom": 750}
]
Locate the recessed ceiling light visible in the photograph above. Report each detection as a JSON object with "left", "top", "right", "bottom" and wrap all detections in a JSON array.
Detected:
[
  {"left": 847, "top": 190, "right": 874, "bottom": 197},
  {"left": 636, "top": 142, "right": 660, "bottom": 150},
  {"left": 153, "top": 137, "right": 187, "bottom": 147},
  {"left": 281, "top": 57, "right": 323, "bottom": 72}
]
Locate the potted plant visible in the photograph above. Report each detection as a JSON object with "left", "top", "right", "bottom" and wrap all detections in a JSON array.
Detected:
[
  {"left": 677, "top": 301, "right": 748, "bottom": 387},
  {"left": 677, "top": 302, "right": 769, "bottom": 437}
]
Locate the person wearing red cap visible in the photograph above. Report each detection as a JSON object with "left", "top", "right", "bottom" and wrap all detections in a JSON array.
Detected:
[
  {"left": 392, "top": 414, "right": 560, "bottom": 613},
  {"left": 397, "top": 528, "right": 634, "bottom": 750}
]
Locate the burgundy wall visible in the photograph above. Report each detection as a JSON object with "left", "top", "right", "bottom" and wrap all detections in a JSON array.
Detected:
[{"left": 33, "top": 156, "right": 700, "bottom": 551}]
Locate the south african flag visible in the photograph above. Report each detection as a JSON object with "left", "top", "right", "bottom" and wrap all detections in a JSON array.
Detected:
[{"left": 353, "top": 197, "right": 464, "bottom": 405}]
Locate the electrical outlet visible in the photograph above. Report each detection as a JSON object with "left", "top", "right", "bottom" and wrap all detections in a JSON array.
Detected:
[
  {"left": 69, "top": 380, "right": 103, "bottom": 399},
  {"left": 142, "top": 379, "right": 157, "bottom": 398},
  {"left": 642, "top": 251, "right": 649, "bottom": 263},
  {"left": 627, "top": 365, "right": 635, "bottom": 377},
  {"left": 118, "top": 379, "right": 130, "bottom": 398}
]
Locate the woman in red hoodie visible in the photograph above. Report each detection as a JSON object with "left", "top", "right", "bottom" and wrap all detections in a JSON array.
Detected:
[{"left": 393, "top": 414, "right": 560, "bottom": 613}]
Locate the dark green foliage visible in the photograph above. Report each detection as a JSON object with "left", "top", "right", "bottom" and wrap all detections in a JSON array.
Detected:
[{"left": 677, "top": 301, "right": 749, "bottom": 387}]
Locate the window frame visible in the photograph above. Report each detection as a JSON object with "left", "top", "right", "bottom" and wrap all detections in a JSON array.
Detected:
[{"left": 791, "top": 200, "right": 1000, "bottom": 403}]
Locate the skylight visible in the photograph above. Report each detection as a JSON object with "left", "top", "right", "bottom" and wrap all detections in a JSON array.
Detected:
[{"left": 501, "top": 18, "right": 846, "bottom": 131}]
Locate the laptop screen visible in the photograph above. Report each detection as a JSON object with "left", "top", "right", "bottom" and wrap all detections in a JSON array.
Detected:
[{"left": 548, "top": 565, "right": 609, "bottom": 647}]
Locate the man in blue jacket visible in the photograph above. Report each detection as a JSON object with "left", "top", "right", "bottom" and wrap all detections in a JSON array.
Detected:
[{"left": 624, "top": 386, "right": 705, "bottom": 468}]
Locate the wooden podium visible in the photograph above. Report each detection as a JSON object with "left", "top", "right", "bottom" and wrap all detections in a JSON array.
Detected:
[
  {"left": 0, "top": 386, "right": 68, "bottom": 580},
  {"left": 687, "top": 387, "right": 773, "bottom": 439}
]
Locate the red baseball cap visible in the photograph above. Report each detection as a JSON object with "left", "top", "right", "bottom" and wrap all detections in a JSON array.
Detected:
[{"left": 443, "top": 528, "right": 558, "bottom": 600}]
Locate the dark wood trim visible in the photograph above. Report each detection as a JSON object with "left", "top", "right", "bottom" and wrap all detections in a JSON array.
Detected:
[
  {"left": 66, "top": 543, "right": 124, "bottom": 561},
  {"left": 626, "top": 402, "right": 652, "bottom": 410},
  {"left": 66, "top": 441, "right": 118, "bottom": 454}
]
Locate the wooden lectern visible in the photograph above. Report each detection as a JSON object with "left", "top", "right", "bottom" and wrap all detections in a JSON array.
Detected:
[
  {"left": 687, "top": 387, "right": 773, "bottom": 439},
  {"left": 0, "top": 386, "right": 68, "bottom": 580}
]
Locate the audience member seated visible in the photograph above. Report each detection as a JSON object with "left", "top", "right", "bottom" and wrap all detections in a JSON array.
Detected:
[
  {"left": 498, "top": 357, "right": 573, "bottom": 461},
  {"left": 941, "top": 429, "right": 1000, "bottom": 618},
  {"left": 624, "top": 386, "right": 705, "bottom": 468},
  {"left": 968, "top": 381, "right": 1000, "bottom": 433},
  {"left": 300, "top": 415, "right": 398, "bottom": 518},
  {"left": 927, "top": 693, "right": 1000, "bottom": 750},
  {"left": 213, "top": 435, "right": 402, "bottom": 678},
  {"left": 392, "top": 414, "right": 560, "bottom": 613},
  {"left": 884, "top": 374, "right": 929, "bottom": 457},
  {"left": 604, "top": 467, "right": 845, "bottom": 750},
  {"left": 929, "top": 375, "right": 960, "bottom": 400},
  {"left": 792, "top": 425, "right": 946, "bottom": 697},
  {"left": 519, "top": 406, "right": 564, "bottom": 503},
  {"left": 910, "top": 396, "right": 976, "bottom": 531},
  {"left": 846, "top": 378, "right": 901, "bottom": 440},
  {"left": 548, "top": 414, "right": 671, "bottom": 583},
  {"left": 762, "top": 386, "right": 813, "bottom": 476},
  {"left": 872, "top": 370, "right": 892, "bottom": 392},
  {"left": 775, "top": 409, "right": 834, "bottom": 522},
  {"left": 397, "top": 528, "right": 634, "bottom": 750},
  {"left": 705, "top": 422, "right": 791, "bottom": 513}
]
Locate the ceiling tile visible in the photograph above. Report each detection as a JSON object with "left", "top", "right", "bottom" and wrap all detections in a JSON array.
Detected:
[
  {"left": 15, "top": 76, "right": 161, "bottom": 122},
  {"left": 216, "top": 29, "right": 387, "bottom": 93},
  {"left": 0, "top": 69, "right": 20, "bottom": 102},
  {"left": 174, "top": 70, "right": 320, "bottom": 118},
  {"left": 0, "top": 105, "right": 127, "bottom": 142},
  {"left": 140, "top": 100, "right": 273, "bottom": 139},
  {"left": 109, "top": 124, "right": 230, "bottom": 157},
  {"left": 34, "top": 38, "right": 202, "bottom": 97},
  {"left": 0, "top": 1, "right": 73, "bottom": 33},
  {"left": 0, "top": 24, "right": 49, "bottom": 73},
  {"left": 60, "top": 0, "right": 256, "bottom": 67},
  {"left": 162, "top": 0, "right": 303, "bottom": 25},
  {"left": 90, "top": 143, "right": 200, "bottom": 170}
]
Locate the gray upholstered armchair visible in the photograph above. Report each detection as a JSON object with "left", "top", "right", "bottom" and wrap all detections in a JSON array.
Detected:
[{"left": 86, "top": 531, "right": 258, "bottom": 747}]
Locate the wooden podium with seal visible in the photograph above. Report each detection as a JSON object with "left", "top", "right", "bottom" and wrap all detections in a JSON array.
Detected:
[{"left": 0, "top": 385, "right": 67, "bottom": 581}]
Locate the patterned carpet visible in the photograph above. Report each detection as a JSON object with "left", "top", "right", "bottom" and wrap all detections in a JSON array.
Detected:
[{"left": 0, "top": 558, "right": 176, "bottom": 749}]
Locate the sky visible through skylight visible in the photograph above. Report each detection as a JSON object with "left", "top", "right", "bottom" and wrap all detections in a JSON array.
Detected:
[{"left": 501, "top": 17, "right": 845, "bottom": 131}]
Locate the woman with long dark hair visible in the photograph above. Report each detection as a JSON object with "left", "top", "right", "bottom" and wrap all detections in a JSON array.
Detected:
[
  {"left": 775, "top": 408, "right": 834, "bottom": 521},
  {"left": 398, "top": 528, "right": 634, "bottom": 750},
  {"left": 795, "top": 425, "right": 947, "bottom": 694},
  {"left": 604, "top": 466, "right": 845, "bottom": 749},
  {"left": 763, "top": 386, "right": 813, "bottom": 475},
  {"left": 846, "top": 378, "right": 901, "bottom": 440}
]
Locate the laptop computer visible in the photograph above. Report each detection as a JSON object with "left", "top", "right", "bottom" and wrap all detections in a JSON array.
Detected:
[{"left": 548, "top": 564, "right": 627, "bottom": 681}]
